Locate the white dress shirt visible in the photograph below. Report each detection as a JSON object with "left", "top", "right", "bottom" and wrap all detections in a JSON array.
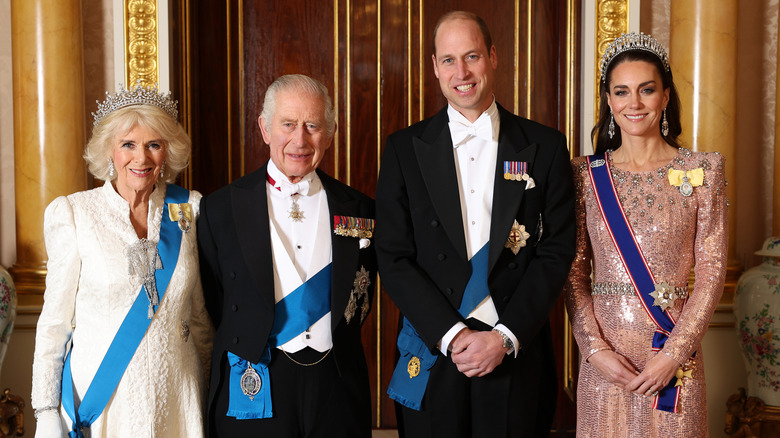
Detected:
[
  {"left": 438, "top": 101, "right": 519, "bottom": 357},
  {"left": 266, "top": 160, "right": 333, "bottom": 353}
]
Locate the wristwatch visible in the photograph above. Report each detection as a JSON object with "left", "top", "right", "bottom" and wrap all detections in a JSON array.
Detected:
[{"left": 493, "top": 328, "right": 515, "bottom": 354}]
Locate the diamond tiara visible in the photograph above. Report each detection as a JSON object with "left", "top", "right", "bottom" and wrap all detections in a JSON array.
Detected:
[
  {"left": 92, "top": 82, "right": 179, "bottom": 127},
  {"left": 599, "top": 32, "right": 670, "bottom": 83}
]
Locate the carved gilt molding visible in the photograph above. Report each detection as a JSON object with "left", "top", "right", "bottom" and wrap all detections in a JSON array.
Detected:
[
  {"left": 594, "top": 0, "right": 628, "bottom": 118},
  {"left": 125, "top": 0, "right": 159, "bottom": 86}
]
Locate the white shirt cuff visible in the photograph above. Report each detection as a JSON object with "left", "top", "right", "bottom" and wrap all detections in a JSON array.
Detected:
[{"left": 439, "top": 321, "right": 468, "bottom": 355}]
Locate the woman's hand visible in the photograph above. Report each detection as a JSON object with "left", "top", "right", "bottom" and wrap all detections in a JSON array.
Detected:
[
  {"left": 588, "top": 350, "right": 639, "bottom": 388},
  {"left": 34, "top": 409, "right": 63, "bottom": 438},
  {"left": 625, "top": 352, "right": 679, "bottom": 397}
]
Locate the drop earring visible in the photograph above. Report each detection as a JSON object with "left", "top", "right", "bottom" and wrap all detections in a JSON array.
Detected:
[
  {"left": 160, "top": 161, "right": 166, "bottom": 179},
  {"left": 608, "top": 111, "right": 615, "bottom": 139},
  {"left": 661, "top": 108, "right": 669, "bottom": 137},
  {"left": 108, "top": 158, "right": 115, "bottom": 178}
]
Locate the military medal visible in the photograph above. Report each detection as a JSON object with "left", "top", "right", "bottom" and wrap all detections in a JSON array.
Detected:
[
  {"left": 333, "top": 215, "right": 375, "bottom": 239},
  {"left": 240, "top": 363, "right": 262, "bottom": 401},
  {"left": 504, "top": 161, "right": 528, "bottom": 181},
  {"left": 407, "top": 356, "right": 421, "bottom": 378},
  {"left": 505, "top": 220, "right": 530, "bottom": 255},
  {"left": 650, "top": 281, "right": 679, "bottom": 311},
  {"left": 504, "top": 161, "right": 535, "bottom": 188},
  {"left": 288, "top": 195, "right": 305, "bottom": 222}
]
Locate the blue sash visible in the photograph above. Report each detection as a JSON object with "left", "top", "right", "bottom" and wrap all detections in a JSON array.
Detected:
[
  {"left": 387, "top": 244, "right": 489, "bottom": 411},
  {"left": 587, "top": 155, "right": 683, "bottom": 413},
  {"left": 61, "top": 184, "right": 189, "bottom": 437},
  {"left": 226, "top": 264, "right": 332, "bottom": 419}
]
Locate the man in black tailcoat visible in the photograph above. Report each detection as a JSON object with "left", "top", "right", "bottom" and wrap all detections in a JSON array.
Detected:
[
  {"left": 376, "top": 11, "right": 575, "bottom": 438},
  {"left": 199, "top": 74, "right": 375, "bottom": 438}
]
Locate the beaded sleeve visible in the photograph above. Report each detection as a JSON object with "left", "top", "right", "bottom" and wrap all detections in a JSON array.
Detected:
[
  {"left": 564, "top": 157, "right": 612, "bottom": 360},
  {"left": 660, "top": 153, "right": 728, "bottom": 364}
]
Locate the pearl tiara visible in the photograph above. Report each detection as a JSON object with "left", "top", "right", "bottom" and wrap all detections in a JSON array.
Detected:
[
  {"left": 599, "top": 32, "right": 670, "bottom": 83},
  {"left": 92, "top": 82, "right": 179, "bottom": 127}
]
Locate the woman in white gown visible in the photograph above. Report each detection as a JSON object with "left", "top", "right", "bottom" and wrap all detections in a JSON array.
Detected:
[{"left": 31, "top": 84, "right": 213, "bottom": 437}]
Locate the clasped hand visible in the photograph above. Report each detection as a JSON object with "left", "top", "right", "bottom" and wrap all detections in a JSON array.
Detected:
[
  {"left": 449, "top": 328, "right": 507, "bottom": 378},
  {"left": 589, "top": 350, "right": 679, "bottom": 397}
]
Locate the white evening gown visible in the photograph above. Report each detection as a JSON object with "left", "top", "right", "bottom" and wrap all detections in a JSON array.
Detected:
[{"left": 31, "top": 181, "right": 213, "bottom": 437}]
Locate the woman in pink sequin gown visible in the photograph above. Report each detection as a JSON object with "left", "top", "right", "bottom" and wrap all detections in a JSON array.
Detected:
[{"left": 565, "top": 33, "right": 728, "bottom": 437}]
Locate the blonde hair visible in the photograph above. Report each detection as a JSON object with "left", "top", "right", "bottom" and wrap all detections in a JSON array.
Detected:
[{"left": 84, "top": 104, "right": 191, "bottom": 183}]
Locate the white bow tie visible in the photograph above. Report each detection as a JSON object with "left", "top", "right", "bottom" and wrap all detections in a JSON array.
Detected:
[
  {"left": 279, "top": 179, "right": 311, "bottom": 197},
  {"left": 448, "top": 114, "right": 493, "bottom": 147}
]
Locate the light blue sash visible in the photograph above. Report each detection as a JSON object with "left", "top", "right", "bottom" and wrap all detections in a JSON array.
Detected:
[
  {"left": 587, "top": 155, "right": 684, "bottom": 413},
  {"left": 387, "top": 243, "right": 489, "bottom": 411},
  {"left": 226, "top": 264, "right": 332, "bottom": 419},
  {"left": 61, "top": 184, "right": 189, "bottom": 437}
]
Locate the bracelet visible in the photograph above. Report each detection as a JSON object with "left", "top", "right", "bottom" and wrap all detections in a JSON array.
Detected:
[{"left": 34, "top": 406, "right": 58, "bottom": 419}]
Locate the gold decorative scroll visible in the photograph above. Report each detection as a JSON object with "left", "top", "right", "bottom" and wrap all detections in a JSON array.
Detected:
[
  {"left": 125, "top": 0, "right": 159, "bottom": 87},
  {"left": 594, "top": 0, "right": 628, "bottom": 122}
]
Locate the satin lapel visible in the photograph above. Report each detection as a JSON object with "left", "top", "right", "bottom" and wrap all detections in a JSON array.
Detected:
[
  {"left": 488, "top": 108, "right": 538, "bottom": 272},
  {"left": 413, "top": 110, "right": 468, "bottom": 262},
  {"left": 232, "top": 165, "right": 275, "bottom": 309},
  {"left": 319, "top": 171, "right": 360, "bottom": 331}
]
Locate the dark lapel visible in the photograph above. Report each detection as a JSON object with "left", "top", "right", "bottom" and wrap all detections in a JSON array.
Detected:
[
  {"left": 488, "top": 105, "right": 538, "bottom": 272},
  {"left": 231, "top": 164, "right": 275, "bottom": 309},
  {"left": 413, "top": 107, "right": 468, "bottom": 262},
  {"left": 318, "top": 170, "right": 361, "bottom": 331}
]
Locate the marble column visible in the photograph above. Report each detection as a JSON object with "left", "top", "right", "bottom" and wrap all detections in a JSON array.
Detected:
[
  {"left": 670, "top": 0, "right": 741, "bottom": 302},
  {"left": 10, "top": 0, "right": 87, "bottom": 305}
]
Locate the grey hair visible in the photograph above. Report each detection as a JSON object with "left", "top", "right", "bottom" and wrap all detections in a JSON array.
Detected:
[
  {"left": 260, "top": 74, "right": 336, "bottom": 136},
  {"left": 84, "top": 104, "right": 191, "bottom": 183}
]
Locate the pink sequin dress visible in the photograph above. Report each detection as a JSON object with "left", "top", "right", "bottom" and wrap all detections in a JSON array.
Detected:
[{"left": 565, "top": 148, "right": 728, "bottom": 437}]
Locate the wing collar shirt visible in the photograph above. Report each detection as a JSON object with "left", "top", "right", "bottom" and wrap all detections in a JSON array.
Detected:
[
  {"left": 439, "top": 100, "right": 519, "bottom": 357},
  {"left": 266, "top": 160, "right": 333, "bottom": 353}
]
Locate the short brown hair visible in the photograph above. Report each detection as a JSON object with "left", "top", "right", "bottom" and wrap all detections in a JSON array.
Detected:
[{"left": 432, "top": 11, "right": 493, "bottom": 56}]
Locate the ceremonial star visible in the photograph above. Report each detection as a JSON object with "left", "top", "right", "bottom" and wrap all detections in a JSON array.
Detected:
[
  {"left": 650, "top": 281, "right": 676, "bottom": 311},
  {"left": 505, "top": 220, "right": 530, "bottom": 255}
]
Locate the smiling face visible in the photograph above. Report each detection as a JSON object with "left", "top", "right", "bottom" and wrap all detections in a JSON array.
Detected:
[
  {"left": 606, "top": 60, "right": 670, "bottom": 140},
  {"left": 112, "top": 123, "right": 167, "bottom": 200},
  {"left": 259, "top": 89, "right": 333, "bottom": 183},
  {"left": 432, "top": 17, "right": 498, "bottom": 122}
]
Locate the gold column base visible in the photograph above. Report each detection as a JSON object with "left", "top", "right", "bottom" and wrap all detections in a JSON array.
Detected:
[{"left": 8, "top": 264, "right": 46, "bottom": 311}]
